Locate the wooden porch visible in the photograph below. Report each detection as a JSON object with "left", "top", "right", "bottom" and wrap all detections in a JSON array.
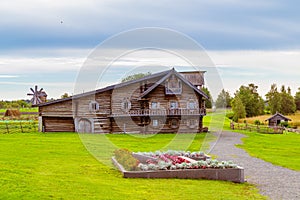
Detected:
[{"left": 110, "top": 108, "right": 206, "bottom": 117}]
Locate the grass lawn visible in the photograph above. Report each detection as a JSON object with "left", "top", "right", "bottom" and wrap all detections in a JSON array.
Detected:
[
  {"left": 0, "top": 132, "right": 265, "bottom": 200},
  {"left": 204, "top": 111, "right": 300, "bottom": 171},
  {"left": 235, "top": 130, "right": 300, "bottom": 171}
]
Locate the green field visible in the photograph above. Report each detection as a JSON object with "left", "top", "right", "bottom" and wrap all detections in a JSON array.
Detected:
[
  {"left": 1, "top": 111, "right": 299, "bottom": 199},
  {"left": 0, "top": 132, "right": 265, "bottom": 200},
  {"left": 235, "top": 130, "right": 300, "bottom": 171},
  {"left": 0, "top": 107, "right": 38, "bottom": 113}
]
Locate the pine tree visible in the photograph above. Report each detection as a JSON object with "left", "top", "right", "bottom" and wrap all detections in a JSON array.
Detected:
[
  {"left": 215, "top": 89, "right": 232, "bottom": 108},
  {"left": 266, "top": 84, "right": 281, "bottom": 114}
]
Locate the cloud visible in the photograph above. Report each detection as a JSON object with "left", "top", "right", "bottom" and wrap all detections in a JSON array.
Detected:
[
  {"left": 0, "top": 0, "right": 299, "bottom": 50},
  {"left": 208, "top": 50, "right": 300, "bottom": 75},
  {"left": 0, "top": 75, "right": 19, "bottom": 78},
  {"left": 0, "top": 56, "right": 84, "bottom": 74}
]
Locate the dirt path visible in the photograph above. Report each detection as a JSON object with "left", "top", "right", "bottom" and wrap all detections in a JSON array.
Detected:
[{"left": 209, "top": 131, "right": 300, "bottom": 200}]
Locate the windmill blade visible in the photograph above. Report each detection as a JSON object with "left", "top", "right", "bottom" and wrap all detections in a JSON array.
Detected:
[
  {"left": 28, "top": 85, "right": 47, "bottom": 105},
  {"left": 36, "top": 97, "right": 42, "bottom": 104}
]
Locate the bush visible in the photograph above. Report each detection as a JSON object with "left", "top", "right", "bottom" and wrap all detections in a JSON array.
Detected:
[
  {"left": 114, "top": 149, "right": 140, "bottom": 171},
  {"left": 226, "top": 112, "right": 234, "bottom": 120},
  {"left": 254, "top": 120, "right": 261, "bottom": 125},
  {"left": 279, "top": 121, "right": 289, "bottom": 128}
]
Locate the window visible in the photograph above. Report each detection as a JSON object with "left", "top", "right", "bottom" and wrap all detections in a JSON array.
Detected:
[
  {"left": 89, "top": 101, "right": 99, "bottom": 112},
  {"left": 188, "top": 100, "right": 197, "bottom": 109},
  {"left": 188, "top": 119, "right": 197, "bottom": 129},
  {"left": 170, "top": 101, "right": 178, "bottom": 109},
  {"left": 152, "top": 119, "right": 159, "bottom": 127},
  {"left": 151, "top": 102, "right": 158, "bottom": 109},
  {"left": 165, "top": 75, "right": 182, "bottom": 94},
  {"left": 121, "top": 98, "right": 131, "bottom": 111}
]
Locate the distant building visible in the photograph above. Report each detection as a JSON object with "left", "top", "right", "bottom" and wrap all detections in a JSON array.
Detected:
[
  {"left": 265, "top": 112, "right": 291, "bottom": 127},
  {"left": 35, "top": 68, "right": 208, "bottom": 133}
]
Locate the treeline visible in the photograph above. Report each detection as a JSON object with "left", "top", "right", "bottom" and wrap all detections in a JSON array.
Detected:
[
  {"left": 214, "top": 84, "right": 300, "bottom": 122},
  {"left": 0, "top": 100, "right": 32, "bottom": 109}
]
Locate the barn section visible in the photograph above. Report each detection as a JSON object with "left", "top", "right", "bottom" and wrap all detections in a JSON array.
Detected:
[
  {"left": 36, "top": 68, "right": 209, "bottom": 133},
  {"left": 265, "top": 112, "right": 291, "bottom": 127},
  {"left": 37, "top": 98, "right": 75, "bottom": 132}
]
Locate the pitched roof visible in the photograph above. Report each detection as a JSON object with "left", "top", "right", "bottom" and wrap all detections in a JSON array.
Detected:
[
  {"left": 36, "top": 68, "right": 208, "bottom": 107},
  {"left": 140, "top": 68, "right": 209, "bottom": 99},
  {"left": 265, "top": 112, "right": 292, "bottom": 121}
]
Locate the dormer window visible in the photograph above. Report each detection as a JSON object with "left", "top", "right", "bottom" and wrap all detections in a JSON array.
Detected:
[
  {"left": 89, "top": 101, "right": 99, "bottom": 112},
  {"left": 165, "top": 75, "right": 182, "bottom": 94}
]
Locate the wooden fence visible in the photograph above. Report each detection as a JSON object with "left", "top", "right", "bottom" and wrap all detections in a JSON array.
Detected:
[
  {"left": 0, "top": 121, "right": 38, "bottom": 134},
  {"left": 230, "top": 122, "right": 284, "bottom": 134}
]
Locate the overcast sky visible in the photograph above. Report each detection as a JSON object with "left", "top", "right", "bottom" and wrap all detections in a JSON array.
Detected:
[{"left": 1, "top": 0, "right": 300, "bottom": 100}]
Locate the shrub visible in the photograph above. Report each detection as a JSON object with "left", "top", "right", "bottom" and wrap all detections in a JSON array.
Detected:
[
  {"left": 226, "top": 112, "right": 234, "bottom": 120},
  {"left": 279, "top": 121, "right": 289, "bottom": 128},
  {"left": 114, "top": 149, "right": 140, "bottom": 171},
  {"left": 254, "top": 120, "right": 261, "bottom": 125}
]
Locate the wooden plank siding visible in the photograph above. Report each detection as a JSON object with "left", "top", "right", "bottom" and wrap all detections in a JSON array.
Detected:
[
  {"left": 37, "top": 69, "right": 207, "bottom": 133},
  {"left": 43, "top": 117, "right": 75, "bottom": 132}
]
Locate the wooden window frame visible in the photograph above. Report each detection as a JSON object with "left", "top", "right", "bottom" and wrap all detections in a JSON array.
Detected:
[{"left": 89, "top": 101, "right": 99, "bottom": 112}]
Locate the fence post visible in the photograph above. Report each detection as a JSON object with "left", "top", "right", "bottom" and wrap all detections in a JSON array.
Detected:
[
  {"left": 20, "top": 121, "right": 24, "bottom": 133},
  {"left": 5, "top": 122, "right": 9, "bottom": 134}
]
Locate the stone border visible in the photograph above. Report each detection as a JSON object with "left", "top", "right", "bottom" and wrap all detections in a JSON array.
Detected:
[{"left": 112, "top": 157, "right": 244, "bottom": 183}]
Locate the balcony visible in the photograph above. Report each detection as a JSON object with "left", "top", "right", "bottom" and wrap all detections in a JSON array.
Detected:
[{"left": 110, "top": 108, "right": 206, "bottom": 117}]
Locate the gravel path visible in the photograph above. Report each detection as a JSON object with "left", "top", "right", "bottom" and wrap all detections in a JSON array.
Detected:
[{"left": 209, "top": 131, "right": 300, "bottom": 200}]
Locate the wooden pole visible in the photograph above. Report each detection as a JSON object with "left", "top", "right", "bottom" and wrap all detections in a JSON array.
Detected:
[
  {"left": 5, "top": 122, "right": 9, "bottom": 134},
  {"left": 20, "top": 121, "right": 24, "bottom": 133}
]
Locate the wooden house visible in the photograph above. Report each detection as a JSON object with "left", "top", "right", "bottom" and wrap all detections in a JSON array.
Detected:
[
  {"left": 265, "top": 112, "right": 291, "bottom": 127},
  {"left": 36, "top": 68, "right": 208, "bottom": 133}
]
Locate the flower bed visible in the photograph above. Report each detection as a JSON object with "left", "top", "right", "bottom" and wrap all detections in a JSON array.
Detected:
[{"left": 112, "top": 149, "right": 244, "bottom": 183}]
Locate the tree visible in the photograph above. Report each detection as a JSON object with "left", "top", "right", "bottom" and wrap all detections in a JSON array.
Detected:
[
  {"left": 266, "top": 84, "right": 281, "bottom": 114},
  {"left": 121, "top": 72, "right": 151, "bottom": 83},
  {"left": 266, "top": 84, "right": 296, "bottom": 115},
  {"left": 0, "top": 100, "right": 6, "bottom": 109},
  {"left": 202, "top": 87, "right": 212, "bottom": 109},
  {"left": 234, "top": 84, "right": 264, "bottom": 117},
  {"left": 294, "top": 87, "right": 300, "bottom": 110},
  {"left": 215, "top": 89, "right": 232, "bottom": 108},
  {"left": 280, "top": 86, "right": 296, "bottom": 115},
  {"left": 231, "top": 96, "right": 246, "bottom": 122},
  {"left": 61, "top": 93, "right": 70, "bottom": 99}
]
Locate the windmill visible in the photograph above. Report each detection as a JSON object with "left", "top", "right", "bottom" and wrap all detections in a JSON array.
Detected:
[{"left": 27, "top": 85, "right": 47, "bottom": 105}]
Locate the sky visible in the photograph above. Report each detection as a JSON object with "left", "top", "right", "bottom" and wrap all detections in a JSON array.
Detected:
[{"left": 0, "top": 0, "right": 300, "bottom": 100}]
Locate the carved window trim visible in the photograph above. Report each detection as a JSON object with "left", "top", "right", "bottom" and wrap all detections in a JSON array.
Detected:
[
  {"left": 170, "top": 101, "right": 178, "bottom": 109},
  {"left": 152, "top": 119, "right": 159, "bottom": 127},
  {"left": 121, "top": 98, "right": 131, "bottom": 111},
  {"left": 187, "top": 119, "right": 197, "bottom": 129},
  {"left": 165, "top": 75, "right": 182, "bottom": 94},
  {"left": 151, "top": 101, "right": 160, "bottom": 109},
  {"left": 89, "top": 101, "right": 99, "bottom": 112},
  {"left": 187, "top": 99, "right": 197, "bottom": 110}
]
